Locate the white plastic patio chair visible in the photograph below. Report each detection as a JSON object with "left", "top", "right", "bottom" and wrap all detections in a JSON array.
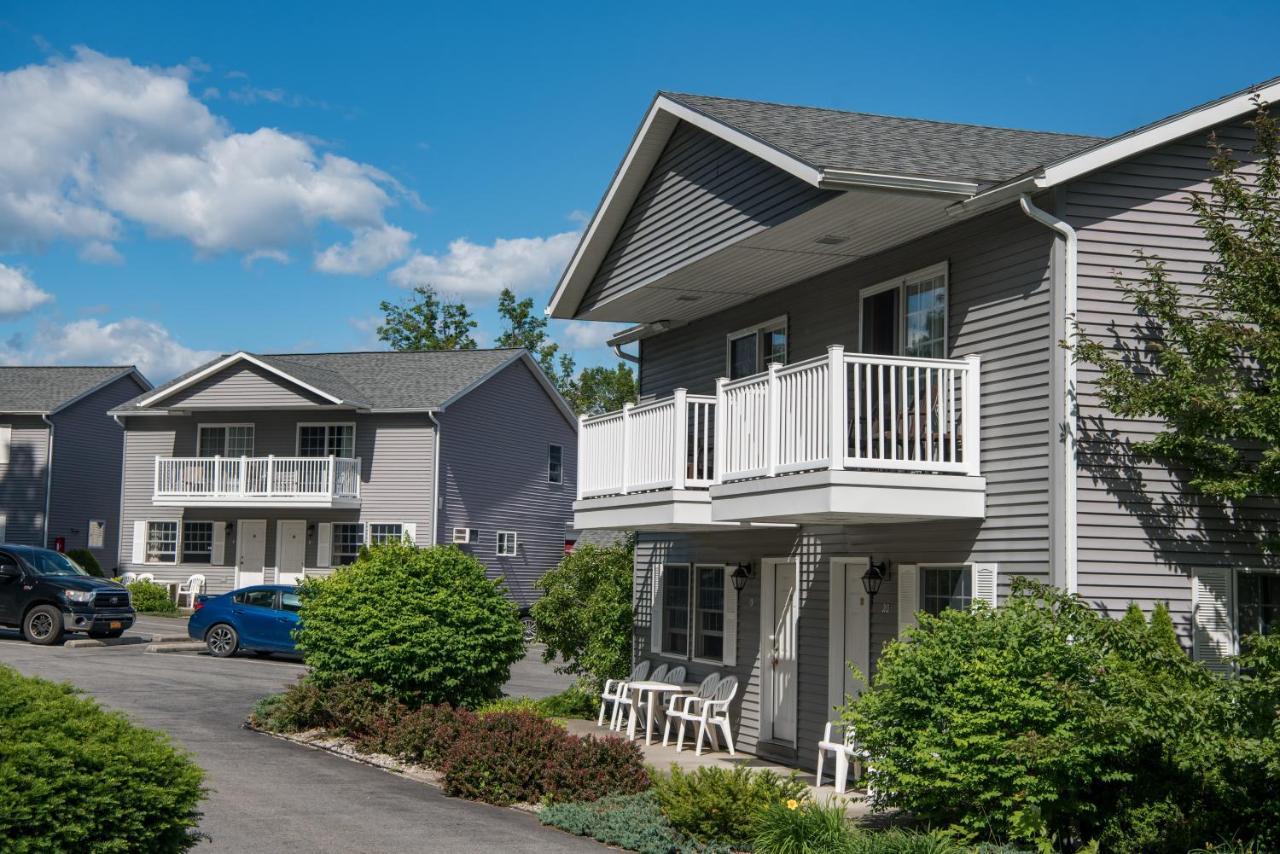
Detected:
[
  {"left": 120, "top": 571, "right": 138, "bottom": 584},
  {"left": 663, "top": 673, "right": 719, "bottom": 747},
  {"left": 671, "top": 674, "right": 738, "bottom": 755},
  {"left": 176, "top": 574, "right": 205, "bottom": 608},
  {"left": 816, "top": 721, "right": 869, "bottom": 794},
  {"left": 137, "top": 572, "right": 155, "bottom": 583},
  {"left": 628, "top": 664, "right": 686, "bottom": 738},
  {"left": 613, "top": 662, "right": 668, "bottom": 730},
  {"left": 598, "top": 660, "right": 650, "bottom": 727}
]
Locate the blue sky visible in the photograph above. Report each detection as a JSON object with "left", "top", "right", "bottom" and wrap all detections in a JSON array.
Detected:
[{"left": 0, "top": 0, "right": 1278, "bottom": 381}]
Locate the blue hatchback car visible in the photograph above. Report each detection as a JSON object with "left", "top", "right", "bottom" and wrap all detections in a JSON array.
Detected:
[{"left": 188, "top": 585, "right": 300, "bottom": 658}]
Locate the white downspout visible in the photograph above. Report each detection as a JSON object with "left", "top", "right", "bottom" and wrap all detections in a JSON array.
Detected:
[
  {"left": 1019, "top": 193, "right": 1079, "bottom": 594},
  {"left": 40, "top": 414, "right": 54, "bottom": 548},
  {"left": 427, "top": 411, "right": 441, "bottom": 546}
]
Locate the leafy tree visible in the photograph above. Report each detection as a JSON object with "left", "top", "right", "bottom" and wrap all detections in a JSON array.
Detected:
[
  {"left": 1070, "top": 99, "right": 1280, "bottom": 508},
  {"left": 378, "top": 285, "right": 478, "bottom": 351},
  {"left": 564, "top": 363, "right": 637, "bottom": 416},
  {"left": 531, "top": 537, "right": 634, "bottom": 690},
  {"left": 496, "top": 288, "right": 575, "bottom": 391}
]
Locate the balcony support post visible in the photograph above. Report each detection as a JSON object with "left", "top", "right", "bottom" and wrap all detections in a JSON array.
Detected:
[
  {"left": 328, "top": 455, "right": 338, "bottom": 498},
  {"left": 828, "top": 345, "right": 846, "bottom": 471},
  {"left": 267, "top": 455, "right": 275, "bottom": 497},
  {"left": 672, "top": 388, "right": 688, "bottom": 491},
  {"left": 963, "top": 354, "right": 982, "bottom": 476},
  {"left": 214, "top": 456, "right": 222, "bottom": 495},
  {"left": 576, "top": 415, "right": 586, "bottom": 501},
  {"left": 620, "top": 403, "right": 633, "bottom": 496}
]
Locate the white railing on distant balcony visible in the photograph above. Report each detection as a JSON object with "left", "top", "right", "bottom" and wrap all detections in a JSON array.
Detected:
[
  {"left": 717, "top": 346, "right": 980, "bottom": 482},
  {"left": 577, "top": 391, "right": 716, "bottom": 499},
  {"left": 154, "top": 456, "right": 361, "bottom": 501}
]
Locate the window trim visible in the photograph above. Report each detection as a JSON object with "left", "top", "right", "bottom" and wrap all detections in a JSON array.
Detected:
[
  {"left": 496, "top": 530, "right": 518, "bottom": 557},
  {"left": 724, "top": 314, "right": 789, "bottom": 379},
  {"left": 295, "top": 422, "right": 357, "bottom": 458},
  {"left": 197, "top": 422, "right": 255, "bottom": 457},
  {"left": 180, "top": 520, "right": 215, "bottom": 564},
  {"left": 548, "top": 444, "right": 564, "bottom": 484},
  {"left": 367, "top": 522, "right": 405, "bottom": 546},
  {"left": 331, "top": 522, "right": 365, "bottom": 566},
  {"left": 87, "top": 518, "right": 106, "bottom": 550},
  {"left": 657, "top": 562, "right": 730, "bottom": 665},
  {"left": 1232, "top": 567, "right": 1280, "bottom": 651},
  {"left": 144, "top": 519, "right": 180, "bottom": 564},
  {"left": 452, "top": 527, "right": 476, "bottom": 544},
  {"left": 918, "top": 562, "right": 973, "bottom": 616},
  {"left": 857, "top": 261, "right": 949, "bottom": 357}
]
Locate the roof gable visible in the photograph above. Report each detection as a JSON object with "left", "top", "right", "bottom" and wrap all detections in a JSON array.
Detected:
[
  {"left": 0, "top": 366, "right": 149, "bottom": 414},
  {"left": 163, "top": 362, "right": 337, "bottom": 409}
]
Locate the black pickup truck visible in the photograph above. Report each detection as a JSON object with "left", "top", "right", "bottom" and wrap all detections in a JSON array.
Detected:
[{"left": 0, "top": 545, "right": 135, "bottom": 645}]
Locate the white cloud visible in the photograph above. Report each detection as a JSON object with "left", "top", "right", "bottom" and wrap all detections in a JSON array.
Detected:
[
  {"left": 560, "top": 320, "right": 627, "bottom": 351},
  {"left": 0, "top": 47, "right": 405, "bottom": 262},
  {"left": 0, "top": 317, "right": 215, "bottom": 381},
  {"left": 78, "top": 240, "right": 124, "bottom": 264},
  {"left": 389, "top": 230, "right": 579, "bottom": 296},
  {"left": 315, "top": 224, "right": 413, "bottom": 275},
  {"left": 0, "top": 263, "right": 53, "bottom": 317}
]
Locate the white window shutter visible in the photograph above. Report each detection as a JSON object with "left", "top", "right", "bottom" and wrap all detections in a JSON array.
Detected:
[
  {"left": 403, "top": 523, "right": 417, "bottom": 545},
  {"left": 211, "top": 522, "right": 226, "bottom": 565},
  {"left": 651, "top": 565, "right": 665, "bottom": 654},
  {"left": 131, "top": 520, "right": 147, "bottom": 564},
  {"left": 897, "top": 564, "right": 919, "bottom": 637},
  {"left": 972, "top": 563, "right": 998, "bottom": 607},
  {"left": 1192, "top": 567, "right": 1235, "bottom": 674},
  {"left": 0, "top": 425, "right": 11, "bottom": 465},
  {"left": 315, "top": 523, "right": 332, "bottom": 568},
  {"left": 722, "top": 565, "right": 738, "bottom": 667}
]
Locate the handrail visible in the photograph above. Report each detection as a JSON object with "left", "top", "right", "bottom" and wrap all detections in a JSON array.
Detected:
[{"left": 154, "top": 455, "right": 362, "bottom": 499}]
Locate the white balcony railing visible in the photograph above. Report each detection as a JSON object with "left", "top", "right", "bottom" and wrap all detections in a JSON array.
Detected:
[
  {"left": 577, "top": 346, "right": 981, "bottom": 500},
  {"left": 154, "top": 455, "right": 361, "bottom": 503}
]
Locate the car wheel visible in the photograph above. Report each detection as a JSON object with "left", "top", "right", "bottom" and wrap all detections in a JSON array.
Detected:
[
  {"left": 23, "top": 605, "right": 64, "bottom": 646},
  {"left": 205, "top": 623, "right": 239, "bottom": 658},
  {"left": 520, "top": 615, "right": 537, "bottom": 644}
]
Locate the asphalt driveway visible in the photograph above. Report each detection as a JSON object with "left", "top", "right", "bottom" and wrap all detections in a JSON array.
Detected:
[{"left": 0, "top": 624, "right": 596, "bottom": 853}]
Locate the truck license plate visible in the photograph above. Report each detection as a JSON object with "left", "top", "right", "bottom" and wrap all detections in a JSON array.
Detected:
[{"left": 109, "top": 621, "right": 122, "bottom": 630}]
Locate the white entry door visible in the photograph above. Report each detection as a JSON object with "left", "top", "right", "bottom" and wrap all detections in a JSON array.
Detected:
[
  {"left": 827, "top": 558, "right": 872, "bottom": 716},
  {"left": 235, "top": 519, "right": 267, "bottom": 588},
  {"left": 276, "top": 520, "right": 306, "bottom": 586},
  {"left": 761, "top": 557, "right": 799, "bottom": 745}
]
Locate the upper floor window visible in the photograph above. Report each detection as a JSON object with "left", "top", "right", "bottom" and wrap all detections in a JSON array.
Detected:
[
  {"left": 496, "top": 531, "right": 518, "bottom": 556},
  {"left": 198, "top": 424, "right": 254, "bottom": 457},
  {"left": 920, "top": 565, "right": 972, "bottom": 617},
  {"left": 298, "top": 424, "right": 355, "bottom": 458},
  {"left": 860, "top": 263, "right": 948, "bottom": 359},
  {"left": 548, "top": 444, "right": 563, "bottom": 484},
  {"left": 726, "top": 316, "right": 788, "bottom": 380}
]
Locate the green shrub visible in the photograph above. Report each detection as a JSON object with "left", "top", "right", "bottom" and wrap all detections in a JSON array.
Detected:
[
  {"left": 128, "top": 579, "right": 178, "bottom": 614},
  {"left": 533, "top": 538, "right": 634, "bottom": 690},
  {"left": 474, "top": 683, "right": 599, "bottom": 719},
  {"left": 66, "top": 548, "right": 102, "bottom": 577},
  {"left": 752, "top": 799, "right": 856, "bottom": 854},
  {"left": 295, "top": 543, "right": 525, "bottom": 707},
  {"left": 0, "top": 665, "right": 204, "bottom": 852},
  {"left": 654, "top": 765, "right": 808, "bottom": 850},
  {"left": 540, "top": 791, "right": 727, "bottom": 854},
  {"left": 846, "top": 578, "right": 1275, "bottom": 852}
]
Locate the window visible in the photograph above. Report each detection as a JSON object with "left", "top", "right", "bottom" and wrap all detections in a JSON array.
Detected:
[
  {"left": 87, "top": 519, "right": 105, "bottom": 549},
  {"left": 496, "top": 531, "right": 518, "bottom": 556},
  {"left": 548, "top": 444, "right": 563, "bottom": 484},
  {"left": 234, "top": 589, "right": 277, "bottom": 608},
  {"left": 298, "top": 424, "right": 355, "bottom": 458},
  {"left": 181, "top": 522, "right": 214, "bottom": 564},
  {"left": 661, "top": 565, "right": 691, "bottom": 655},
  {"left": 921, "top": 566, "right": 972, "bottom": 617},
  {"left": 146, "top": 521, "right": 177, "bottom": 563},
  {"left": 452, "top": 527, "right": 475, "bottom": 544},
  {"left": 332, "top": 523, "right": 364, "bottom": 565},
  {"left": 1237, "top": 572, "right": 1280, "bottom": 639},
  {"left": 860, "top": 263, "right": 948, "bottom": 359},
  {"left": 198, "top": 424, "right": 254, "bottom": 457},
  {"left": 726, "top": 316, "right": 788, "bottom": 380},
  {"left": 695, "top": 566, "right": 725, "bottom": 660},
  {"left": 369, "top": 523, "right": 403, "bottom": 546},
  {"left": 280, "top": 591, "right": 302, "bottom": 613}
]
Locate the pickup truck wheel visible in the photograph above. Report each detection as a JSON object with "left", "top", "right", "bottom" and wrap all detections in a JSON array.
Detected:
[
  {"left": 205, "top": 623, "right": 238, "bottom": 657},
  {"left": 23, "top": 605, "right": 63, "bottom": 645}
]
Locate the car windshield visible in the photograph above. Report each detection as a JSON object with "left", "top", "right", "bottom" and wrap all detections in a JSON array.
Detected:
[{"left": 23, "top": 550, "right": 90, "bottom": 577}]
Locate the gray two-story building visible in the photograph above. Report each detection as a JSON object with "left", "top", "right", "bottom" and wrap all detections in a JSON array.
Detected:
[
  {"left": 551, "top": 80, "right": 1279, "bottom": 768},
  {"left": 113, "top": 349, "right": 577, "bottom": 604}
]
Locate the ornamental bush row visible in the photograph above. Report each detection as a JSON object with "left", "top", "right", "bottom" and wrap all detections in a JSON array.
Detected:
[{"left": 252, "top": 677, "right": 648, "bottom": 807}]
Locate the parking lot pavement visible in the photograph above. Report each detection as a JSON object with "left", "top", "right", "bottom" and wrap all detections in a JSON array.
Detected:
[{"left": 0, "top": 631, "right": 600, "bottom": 852}]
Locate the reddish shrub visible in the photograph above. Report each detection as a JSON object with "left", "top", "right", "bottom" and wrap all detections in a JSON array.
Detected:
[
  {"left": 542, "top": 733, "right": 649, "bottom": 803},
  {"left": 384, "top": 704, "right": 476, "bottom": 767},
  {"left": 441, "top": 711, "right": 567, "bottom": 804}
]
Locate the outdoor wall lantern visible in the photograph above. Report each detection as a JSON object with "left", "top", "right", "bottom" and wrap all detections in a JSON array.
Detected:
[
  {"left": 860, "top": 559, "right": 889, "bottom": 598},
  {"left": 730, "top": 562, "right": 753, "bottom": 593}
]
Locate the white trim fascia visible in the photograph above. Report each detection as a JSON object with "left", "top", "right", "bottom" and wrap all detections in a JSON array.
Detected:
[
  {"left": 818, "top": 169, "right": 977, "bottom": 196},
  {"left": 136, "top": 352, "right": 351, "bottom": 409}
]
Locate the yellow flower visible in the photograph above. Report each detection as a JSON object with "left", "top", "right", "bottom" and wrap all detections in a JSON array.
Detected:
[{"left": 785, "top": 799, "right": 799, "bottom": 811}]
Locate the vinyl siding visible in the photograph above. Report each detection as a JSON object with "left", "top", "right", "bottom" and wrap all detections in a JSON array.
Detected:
[
  {"left": 1065, "top": 117, "right": 1272, "bottom": 643},
  {"left": 163, "top": 364, "right": 331, "bottom": 408},
  {"left": 0, "top": 415, "right": 49, "bottom": 545},
  {"left": 46, "top": 374, "right": 148, "bottom": 567},
  {"left": 117, "top": 411, "right": 433, "bottom": 593},
  {"left": 578, "top": 121, "right": 835, "bottom": 313},
  {"left": 436, "top": 359, "right": 577, "bottom": 607}
]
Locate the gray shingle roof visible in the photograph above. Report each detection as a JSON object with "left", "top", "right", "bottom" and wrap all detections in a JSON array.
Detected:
[
  {"left": 663, "top": 92, "right": 1102, "bottom": 189},
  {"left": 0, "top": 366, "right": 139, "bottom": 413},
  {"left": 118, "top": 349, "right": 526, "bottom": 412}
]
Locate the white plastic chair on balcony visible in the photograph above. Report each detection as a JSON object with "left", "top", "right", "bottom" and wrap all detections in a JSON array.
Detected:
[
  {"left": 598, "top": 660, "right": 651, "bottom": 727},
  {"left": 816, "top": 720, "right": 869, "bottom": 794},
  {"left": 176, "top": 574, "right": 205, "bottom": 608},
  {"left": 662, "top": 673, "right": 719, "bottom": 747},
  {"left": 613, "top": 662, "right": 668, "bottom": 730},
  {"left": 670, "top": 674, "right": 738, "bottom": 756}
]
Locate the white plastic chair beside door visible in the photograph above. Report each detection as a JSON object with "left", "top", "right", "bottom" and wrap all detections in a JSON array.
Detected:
[
  {"left": 176, "top": 574, "right": 205, "bottom": 608},
  {"left": 816, "top": 720, "right": 867, "bottom": 794}
]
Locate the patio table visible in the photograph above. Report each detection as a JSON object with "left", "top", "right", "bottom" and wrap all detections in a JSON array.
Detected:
[{"left": 624, "top": 680, "right": 684, "bottom": 745}]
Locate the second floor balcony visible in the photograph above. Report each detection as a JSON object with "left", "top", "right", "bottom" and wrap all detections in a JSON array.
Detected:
[
  {"left": 575, "top": 346, "right": 986, "bottom": 529},
  {"left": 153, "top": 455, "right": 362, "bottom": 508}
]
